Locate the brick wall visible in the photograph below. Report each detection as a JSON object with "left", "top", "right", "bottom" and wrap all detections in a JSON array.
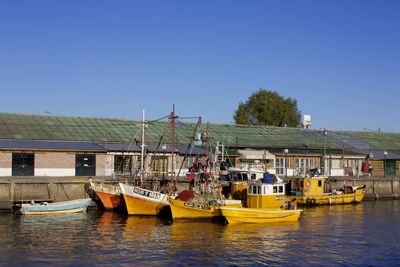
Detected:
[
  {"left": 35, "top": 152, "right": 75, "bottom": 168},
  {"left": 0, "top": 152, "right": 11, "bottom": 168}
]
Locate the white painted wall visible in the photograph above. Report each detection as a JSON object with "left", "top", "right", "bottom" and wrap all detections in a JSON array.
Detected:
[
  {"left": 35, "top": 168, "right": 75, "bottom": 176},
  {"left": 330, "top": 169, "right": 344, "bottom": 176},
  {"left": 0, "top": 168, "right": 12, "bottom": 176},
  {"left": 105, "top": 155, "right": 114, "bottom": 176}
]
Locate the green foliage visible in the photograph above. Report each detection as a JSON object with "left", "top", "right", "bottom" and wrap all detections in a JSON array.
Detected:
[{"left": 234, "top": 89, "right": 301, "bottom": 127}]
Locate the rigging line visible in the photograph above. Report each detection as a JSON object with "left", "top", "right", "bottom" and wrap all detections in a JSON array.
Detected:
[
  {"left": 178, "top": 116, "right": 202, "bottom": 120},
  {"left": 147, "top": 114, "right": 170, "bottom": 123},
  {"left": 175, "top": 116, "right": 202, "bottom": 180},
  {"left": 126, "top": 127, "right": 142, "bottom": 151},
  {"left": 145, "top": 135, "right": 165, "bottom": 179}
]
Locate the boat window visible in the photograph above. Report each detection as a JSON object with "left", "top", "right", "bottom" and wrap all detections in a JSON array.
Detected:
[
  {"left": 251, "top": 174, "right": 256, "bottom": 180},
  {"left": 318, "top": 180, "right": 322, "bottom": 187},
  {"left": 273, "top": 186, "right": 277, "bottom": 193},
  {"left": 258, "top": 186, "right": 261, "bottom": 194},
  {"left": 252, "top": 186, "right": 257, "bottom": 194},
  {"left": 243, "top": 173, "right": 248, "bottom": 181},
  {"left": 279, "top": 186, "right": 284, "bottom": 193},
  {"left": 263, "top": 187, "right": 266, "bottom": 194}
]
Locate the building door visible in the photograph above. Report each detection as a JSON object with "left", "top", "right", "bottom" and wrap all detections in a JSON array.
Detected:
[
  {"left": 12, "top": 153, "right": 35, "bottom": 176},
  {"left": 384, "top": 160, "right": 396, "bottom": 177},
  {"left": 76, "top": 154, "right": 96, "bottom": 176}
]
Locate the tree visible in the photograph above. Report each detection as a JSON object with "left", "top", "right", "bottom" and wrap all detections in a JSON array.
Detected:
[{"left": 234, "top": 89, "right": 301, "bottom": 127}]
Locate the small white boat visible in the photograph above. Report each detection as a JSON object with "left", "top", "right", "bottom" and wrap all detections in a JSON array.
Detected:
[{"left": 13, "top": 198, "right": 94, "bottom": 215}]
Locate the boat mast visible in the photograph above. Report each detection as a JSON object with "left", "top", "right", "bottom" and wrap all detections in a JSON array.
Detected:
[
  {"left": 205, "top": 122, "right": 210, "bottom": 194},
  {"left": 140, "top": 109, "right": 146, "bottom": 188},
  {"left": 171, "top": 105, "right": 176, "bottom": 182}
]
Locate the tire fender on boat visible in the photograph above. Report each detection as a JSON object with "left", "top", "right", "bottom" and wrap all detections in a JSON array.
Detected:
[{"left": 305, "top": 180, "right": 311, "bottom": 189}]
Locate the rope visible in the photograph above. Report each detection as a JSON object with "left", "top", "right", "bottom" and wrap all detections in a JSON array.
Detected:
[{"left": 60, "top": 183, "right": 71, "bottom": 200}]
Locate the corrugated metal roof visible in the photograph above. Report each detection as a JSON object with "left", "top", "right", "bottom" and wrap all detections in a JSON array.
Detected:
[
  {"left": 0, "top": 140, "right": 106, "bottom": 151},
  {"left": 99, "top": 142, "right": 206, "bottom": 155},
  {"left": 1, "top": 112, "right": 400, "bottom": 155}
]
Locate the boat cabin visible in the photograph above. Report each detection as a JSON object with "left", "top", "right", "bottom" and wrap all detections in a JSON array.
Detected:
[
  {"left": 290, "top": 177, "right": 333, "bottom": 198},
  {"left": 219, "top": 168, "right": 274, "bottom": 200},
  {"left": 247, "top": 182, "right": 286, "bottom": 209},
  {"left": 219, "top": 167, "right": 265, "bottom": 182}
]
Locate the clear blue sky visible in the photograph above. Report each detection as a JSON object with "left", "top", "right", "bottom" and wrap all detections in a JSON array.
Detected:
[{"left": 1, "top": 0, "right": 399, "bottom": 132}]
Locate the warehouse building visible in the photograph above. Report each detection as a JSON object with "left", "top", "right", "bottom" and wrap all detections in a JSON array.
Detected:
[{"left": 0, "top": 112, "right": 399, "bottom": 178}]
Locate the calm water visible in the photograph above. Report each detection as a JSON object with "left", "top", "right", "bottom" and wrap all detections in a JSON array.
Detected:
[{"left": 0, "top": 201, "right": 399, "bottom": 266}]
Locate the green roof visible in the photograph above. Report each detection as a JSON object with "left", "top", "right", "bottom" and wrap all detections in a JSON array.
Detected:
[{"left": 0, "top": 112, "right": 400, "bottom": 152}]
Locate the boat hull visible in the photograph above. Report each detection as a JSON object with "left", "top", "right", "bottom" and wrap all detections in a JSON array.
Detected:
[
  {"left": 96, "top": 191, "right": 122, "bottom": 210},
  {"left": 168, "top": 197, "right": 220, "bottom": 220},
  {"left": 220, "top": 206, "right": 302, "bottom": 224},
  {"left": 119, "top": 183, "right": 169, "bottom": 216},
  {"left": 90, "top": 182, "right": 122, "bottom": 210},
  {"left": 16, "top": 198, "right": 93, "bottom": 215},
  {"left": 298, "top": 188, "right": 365, "bottom": 205}
]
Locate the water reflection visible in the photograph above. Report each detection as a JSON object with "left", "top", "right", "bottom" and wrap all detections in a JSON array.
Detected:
[
  {"left": 2, "top": 212, "right": 92, "bottom": 266},
  {"left": 0, "top": 201, "right": 398, "bottom": 266}
]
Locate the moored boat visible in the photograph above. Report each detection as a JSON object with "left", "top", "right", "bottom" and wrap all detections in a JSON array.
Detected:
[
  {"left": 219, "top": 206, "right": 302, "bottom": 224},
  {"left": 168, "top": 195, "right": 243, "bottom": 221},
  {"left": 219, "top": 179, "right": 302, "bottom": 224},
  {"left": 119, "top": 183, "right": 169, "bottom": 216},
  {"left": 290, "top": 177, "right": 366, "bottom": 206},
  {"left": 168, "top": 197, "right": 220, "bottom": 220},
  {"left": 13, "top": 198, "right": 93, "bottom": 215},
  {"left": 219, "top": 167, "right": 264, "bottom": 200},
  {"left": 89, "top": 181, "right": 122, "bottom": 210}
]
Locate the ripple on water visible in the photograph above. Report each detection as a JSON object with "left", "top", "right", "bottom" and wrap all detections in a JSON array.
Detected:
[{"left": 0, "top": 201, "right": 399, "bottom": 266}]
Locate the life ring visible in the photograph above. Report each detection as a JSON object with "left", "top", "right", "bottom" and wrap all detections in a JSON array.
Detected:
[{"left": 304, "top": 180, "right": 311, "bottom": 188}]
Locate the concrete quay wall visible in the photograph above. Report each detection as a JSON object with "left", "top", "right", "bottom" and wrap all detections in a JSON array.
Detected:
[
  {"left": 0, "top": 176, "right": 399, "bottom": 210},
  {"left": 333, "top": 177, "right": 400, "bottom": 200},
  {"left": 0, "top": 176, "right": 189, "bottom": 210}
]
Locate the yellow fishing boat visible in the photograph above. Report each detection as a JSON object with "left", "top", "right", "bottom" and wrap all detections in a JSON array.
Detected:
[
  {"left": 168, "top": 197, "right": 220, "bottom": 220},
  {"left": 168, "top": 196, "right": 242, "bottom": 221},
  {"left": 119, "top": 183, "right": 169, "bottom": 216},
  {"left": 219, "top": 180, "right": 302, "bottom": 224},
  {"left": 290, "top": 177, "right": 366, "bottom": 206},
  {"left": 220, "top": 167, "right": 264, "bottom": 200}
]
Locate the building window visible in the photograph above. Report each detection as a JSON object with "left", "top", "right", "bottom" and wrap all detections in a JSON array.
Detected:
[
  {"left": 331, "top": 159, "right": 341, "bottom": 169},
  {"left": 151, "top": 156, "right": 169, "bottom": 177},
  {"left": 296, "top": 158, "right": 315, "bottom": 175},
  {"left": 12, "top": 153, "right": 34, "bottom": 176},
  {"left": 76, "top": 154, "right": 96, "bottom": 176},
  {"left": 276, "top": 158, "right": 289, "bottom": 175},
  {"left": 114, "top": 155, "right": 133, "bottom": 175}
]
